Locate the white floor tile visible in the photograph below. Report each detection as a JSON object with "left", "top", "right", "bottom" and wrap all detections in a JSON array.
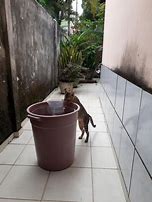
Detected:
[
  {"left": 28, "top": 137, "right": 34, "bottom": 145},
  {"left": 15, "top": 145, "right": 37, "bottom": 166},
  {"left": 42, "top": 201, "right": 78, "bottom": 202},
  {"left": 91, "top": 132, "right": 111, "bottom": 147},
  {"left": 72, "top": 146, "right": 91, "bottom": 168},
  {"left": 42, "top": 201, "right": 79, "bottom": 202},
  {"left": 76, "top": 125, "right": 108, "bottom": 146},
  {"left": 89, "top": 121, "right": 107, "bottom": 133},
  {"left": 88, "top": 108, "right": 103, "bottom": 115},
  {"left": 0, "top": 165, "right": 12, "bottom": 183},
  {"left": 22, "top": 121, "right": 32, "bottom": 130},
  {"left": 0, "top": 199, "right": 38, "bottom": 202},
  {"left": 91, "top": 147, "right": 117, "bottom": 169},
  {"left": 91, "top": 113, "right": 105, "bottom": 122},
  {"left": 0, "top": 145, "right": 25, "bottom": 165},
  {"left": 43, "top": 167, "right": 92, "bottom": 202},
  {"left": 0, "top": 83, "right": 127, "bottom": 202},
  {"left": 87, "top": 102, "right": 101, "bottom": 108},
  {"left": 75, "top": 132, "right": 91, "bottom": 146},
  {"left": 93, "top": 169, "right": 126, "bottom": 202},
  {"left": 11, "top": 131, "right": 32, "bottom": 144},
  {"left": 0, "top": 166, "right": 49, "bottom": 200}
]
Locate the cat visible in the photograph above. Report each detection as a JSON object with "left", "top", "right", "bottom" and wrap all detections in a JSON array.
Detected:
[{"left": 64, "top": 91, "right": 96, "bottom": 143}]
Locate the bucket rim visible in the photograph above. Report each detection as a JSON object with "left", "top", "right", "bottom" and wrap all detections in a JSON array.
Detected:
[{"left": 27, "top": 101, "right": 80, "bottom": 118}]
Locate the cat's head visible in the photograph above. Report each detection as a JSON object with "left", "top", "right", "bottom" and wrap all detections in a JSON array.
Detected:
[{"left": 64, "top": 89, "right": 75, "bottom": 103}]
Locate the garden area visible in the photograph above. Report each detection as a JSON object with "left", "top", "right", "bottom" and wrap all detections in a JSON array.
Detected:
[{"left": 38, "top": 0, "right": 105, "bottom": 92}]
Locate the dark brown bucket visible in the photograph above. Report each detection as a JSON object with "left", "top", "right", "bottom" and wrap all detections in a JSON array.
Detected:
[{"left": 27, "top": 100, "right": 79, "bottom": 171}]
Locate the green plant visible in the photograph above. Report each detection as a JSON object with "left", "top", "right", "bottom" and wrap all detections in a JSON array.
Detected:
[
  {"left": 58, "top": 40, "right": 83, "bottom": 82},
  {"left": 69, "top": 2, "right": 105, "bottom": 79},
  {"left": 37, "top": 0, "right": 75, "bottom": 26},
  {"left": 68, "top": 24, "right": 103, "bottom": 79}
]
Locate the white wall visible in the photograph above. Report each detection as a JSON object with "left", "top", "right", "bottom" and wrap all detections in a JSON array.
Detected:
[{"left": 102, "top": 0, "right": 152, "bottom": 90}]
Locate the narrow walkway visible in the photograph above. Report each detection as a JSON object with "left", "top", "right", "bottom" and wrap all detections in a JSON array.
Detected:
[{"left": 0, "top": 83, "right": 126, "bottom": 202}]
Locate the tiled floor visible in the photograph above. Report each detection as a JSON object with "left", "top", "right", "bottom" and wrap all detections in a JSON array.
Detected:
[{"left": 0, "top": 83, "right": 127, "bottom": 202}]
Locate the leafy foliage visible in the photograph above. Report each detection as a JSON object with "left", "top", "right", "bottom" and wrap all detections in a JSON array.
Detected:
[
  {"left": 37, "top": 0, "right": 105, "bottom": 80},
  {"left": 58, "top": 39, "right": 83, "bottom": 82},
  {"left": 70, "top": 2, "right": 105, "bottom": 78},
  {"left": 82, "top": 0, "right": 105, "bottom": 20},
  {"left": 37, "top": 0, "right": 75, "bottom": 25}
]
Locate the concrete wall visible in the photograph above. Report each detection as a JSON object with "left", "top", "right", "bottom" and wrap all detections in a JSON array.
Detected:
[
  {"left": 0, "top": 0, "right": 60, "bottom": 144},
  {"left": 0, "top": 0, "right": 18, "bottom": 144},
  {"left": 102, "top": 0, "right": 152, "bottom": 93},
  {"left": 9, "top": 0, "right": 59, "bottom": 119}
]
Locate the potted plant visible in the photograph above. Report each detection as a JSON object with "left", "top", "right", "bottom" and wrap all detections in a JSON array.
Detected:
[{"left": 58, "top": 40, "right": 83, "bottom": 93}]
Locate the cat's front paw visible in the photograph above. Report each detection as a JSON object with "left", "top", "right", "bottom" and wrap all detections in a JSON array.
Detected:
[{"left": 78, "top": 136, "right": 82, "bottom": 139}]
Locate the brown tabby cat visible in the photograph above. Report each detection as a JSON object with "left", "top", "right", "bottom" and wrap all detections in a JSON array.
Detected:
[{"left": 64, "top": 91, "right": 96, "bottom": 143}]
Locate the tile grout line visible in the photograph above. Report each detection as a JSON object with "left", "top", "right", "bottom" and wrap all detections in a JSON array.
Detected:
[
  {"left": 0, "top": 196, "right": 40, "bottom": 201},
  {"left": 13, "top": 144, "right": 29, "bottom": 166},
  {"left": 0, "top": 165, "right": 14, "bottom": 187},
  {"left": 90, "top": 121, "right": 95, "bottom": 202},
  {"left": 10, "top": 141, "right": 32, "bottom": 146},
  {"left": 42, "top": 200, "right": 80, "bottom": 202},
  {"left": 0, "top": 143, "right": 28, "bottom": 187},
  {"left": 76, "top": 145, "right": 111, "bottom": 148},
  {"left": 83, "top": 92, "right": 100, "bottom": 202},
  {"left": 22, "top": 129, "right": 33, "bottom": 131},
  {"left": 89, "top": 94, "right": 110, "bottom": 202},
  {"left": 0, "top": 164, "right": 38, "bottom": 167},
  {"left": 27, "top": 136, "right": 33, "bottom": 144},
  {"left": 0, "top": 163, "right": 119, "bottom": 170},
  {"left": 40, "top": 171, "right": 51, "bottom": 201}
]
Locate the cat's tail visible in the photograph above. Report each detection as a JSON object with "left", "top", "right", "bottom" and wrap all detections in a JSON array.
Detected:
[{"left": 89, "top": 115, "right": 96, "bottom": 128}]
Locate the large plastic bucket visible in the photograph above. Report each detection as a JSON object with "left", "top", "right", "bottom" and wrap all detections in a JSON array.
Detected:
[{"left": 27, "top": 100, "right": 79, "bottom": 171}]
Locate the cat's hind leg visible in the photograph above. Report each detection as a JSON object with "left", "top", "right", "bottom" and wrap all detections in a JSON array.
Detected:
[
  {"left": 78, "top": 119, "right": 85, "bottom": 139},
  {"left": 84, "top": 124, "right": 89, "bottom": 143},
  {"left": 78, "top": 129, "right": 85, "bottom": 139}
]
